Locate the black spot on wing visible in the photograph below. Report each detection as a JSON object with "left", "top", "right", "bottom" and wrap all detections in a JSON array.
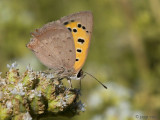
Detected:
[
  {"left": 78, "top": 38, "right": 85, "bottom": 44},
  {"left": 67, "top": 27, "right": 72, "bottom": 32},
  {"left": 77, "top": 49, "right": 82, "bottom": 53},
  {"left": 77, "top": 23, "right": 81, "bottom": 28},
  {"left": 64, "top": 21, "right": 69, "bottom": 25},
  {"left": 82, "top": 26, "right": 86, "bottom": 30},
  {"left": 71, "top": 20, "right": 75, "bottom": 22},
  {"left": 73, "top": 28, "right": 77, "bottom": 33}
]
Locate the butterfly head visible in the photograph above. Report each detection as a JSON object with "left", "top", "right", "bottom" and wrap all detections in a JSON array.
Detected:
[{"left": 69, "top": 69, "right": 84, "bottom": 80}]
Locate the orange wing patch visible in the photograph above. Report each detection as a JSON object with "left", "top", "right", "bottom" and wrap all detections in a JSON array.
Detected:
[{"left": 64, "top": 21, "right": 90, "bottom": 73}]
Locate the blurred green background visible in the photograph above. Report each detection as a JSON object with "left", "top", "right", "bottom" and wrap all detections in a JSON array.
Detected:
[{"left": 0, "top": 0, "right": 160, "bottom": 120}]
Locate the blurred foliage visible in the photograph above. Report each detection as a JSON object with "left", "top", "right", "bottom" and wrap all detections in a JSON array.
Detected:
[{"left": 0, "top": 0, "right": 160, "bottom": 120}]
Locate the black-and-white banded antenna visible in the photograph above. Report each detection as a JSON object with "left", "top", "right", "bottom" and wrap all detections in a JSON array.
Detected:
[{"left": 84, "top": 71, "right": 107, "bottom": 89}]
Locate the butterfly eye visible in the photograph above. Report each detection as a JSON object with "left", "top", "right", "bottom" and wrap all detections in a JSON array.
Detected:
[
  {"left": 77, "top": 69, "right": 83, "bottom": 78},
  {"left": 76, "top": 58, "right": 79, "bottom": 61}
]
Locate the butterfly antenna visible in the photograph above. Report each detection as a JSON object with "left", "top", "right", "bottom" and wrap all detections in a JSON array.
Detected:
[{"left": 84, "top": 71, "right": 107, "bottom": 89}]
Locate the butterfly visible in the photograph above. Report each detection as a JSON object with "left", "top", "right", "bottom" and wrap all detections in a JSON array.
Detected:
[{"left": 27, "top": 11, "right": 93, "bottom": 81}]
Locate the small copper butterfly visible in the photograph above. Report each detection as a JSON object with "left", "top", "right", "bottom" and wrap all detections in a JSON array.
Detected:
[{"left": 27, "top": 11, "right": 93, "bottom": 80}]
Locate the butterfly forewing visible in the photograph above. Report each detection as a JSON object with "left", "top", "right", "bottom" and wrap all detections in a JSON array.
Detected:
[{"left": 59, "top": 11, "right": 93, "bottom": 73}]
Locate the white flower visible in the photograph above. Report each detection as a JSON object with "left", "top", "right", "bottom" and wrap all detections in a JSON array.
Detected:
[
  {"left": 60, "top": 99, "right": 67, "bottom": 108},
  {"left": 46, "top": 73, "right": 54, "bottom": 79},
  {"left": 7, "top": 62, "right": 18, "bottom": 69},
  {"left": 29, "top": 89, "right": 41, "bottom": 99},
  {"left": 6, "top": 101, "right": 13, "bottom": 109},
  {"left": 77, "top": 101, "right": 86, "bottom": 112},
  {"left": 23, "top": 112, "right": 32, "bottom": 120},
  {"left": 27, "top": 65, "right": 33, "bottom": 71},
  {"left": 11, "top": 83, "right": 25, "bottom": 96}
]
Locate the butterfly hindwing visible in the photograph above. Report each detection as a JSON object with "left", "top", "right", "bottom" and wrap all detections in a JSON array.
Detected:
[{"left": 27, "top": 22, "right": 76, "bottom": 73}]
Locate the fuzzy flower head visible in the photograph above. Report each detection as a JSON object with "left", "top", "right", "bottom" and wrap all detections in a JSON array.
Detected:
[{"left": 10, "top": 83, "right": 26, "bottom": 96}]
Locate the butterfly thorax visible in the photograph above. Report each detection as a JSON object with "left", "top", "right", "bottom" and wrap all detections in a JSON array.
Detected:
[{"left": 52, "top": 67, "right": 75, "bottom": 78}]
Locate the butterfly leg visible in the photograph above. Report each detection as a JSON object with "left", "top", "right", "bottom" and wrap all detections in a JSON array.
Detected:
[
  {"left": 79, "top": 78, "right": 81, "bottom": 90},
  {"left": 79, "top": 74, "right": 86, "bottom": 90},
  {"left": 67, "top": 79, "right": 72, "bottom": 88}
]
